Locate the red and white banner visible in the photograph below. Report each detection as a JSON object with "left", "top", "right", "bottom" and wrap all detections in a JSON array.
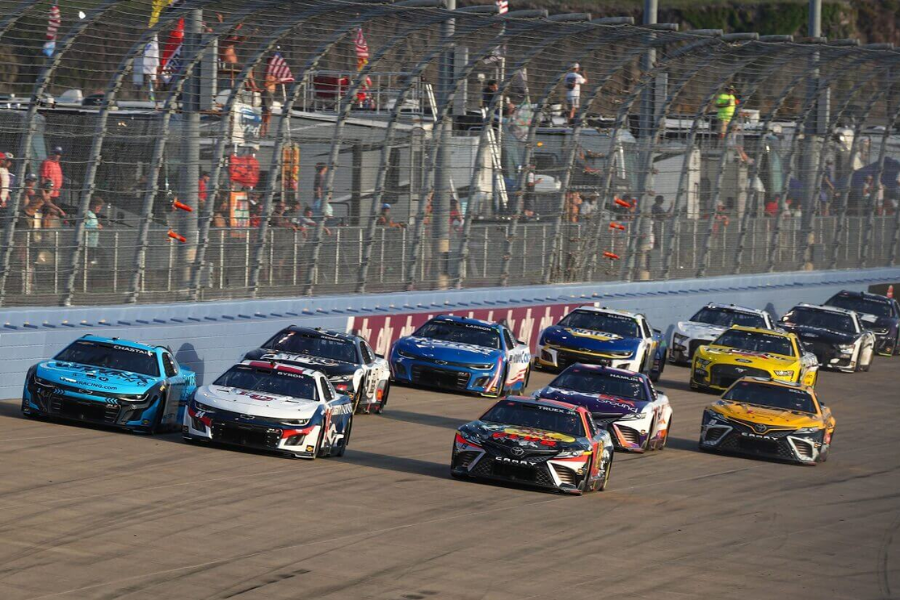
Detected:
[{"left": 346, "top": 303, "right": 586, "bottom": 358}]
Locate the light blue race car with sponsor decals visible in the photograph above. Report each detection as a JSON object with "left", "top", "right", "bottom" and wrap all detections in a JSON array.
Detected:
[
  {"left": 389, "top": 315, "right": 532, "bottom": 397},
  {"left": 22, "top": 335, "right": 196, "bottom": 433}
]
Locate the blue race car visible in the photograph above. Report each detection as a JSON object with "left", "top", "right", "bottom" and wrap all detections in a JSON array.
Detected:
[
  {"left": 534, "top": 306, "right": 667, "bottom": 381},
  {"left": 22, "top": 335, "right": 196, "bottom": 433},
  {"left": 390, "top": 315, "right": 531, "bottom": 397}
]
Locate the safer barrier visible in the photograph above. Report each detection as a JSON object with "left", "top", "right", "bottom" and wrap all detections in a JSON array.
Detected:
[{"left": 2, "top": 266, "right": 897, "bottom": 399}]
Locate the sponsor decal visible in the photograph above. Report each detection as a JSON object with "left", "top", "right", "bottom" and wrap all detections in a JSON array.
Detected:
[
  {"left": 492, "top": 428, "right": 574, "bottom": 444},
  {"left": 113, "top": 345, "right": 154, "bottom": 356},
  {"left": 494, "top": 456, "right": 533, "bottom": 466}
]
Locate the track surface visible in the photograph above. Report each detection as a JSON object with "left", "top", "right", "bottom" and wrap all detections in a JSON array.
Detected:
[{"left": 1, "top": 360, "right": 898, "bottom": 600}]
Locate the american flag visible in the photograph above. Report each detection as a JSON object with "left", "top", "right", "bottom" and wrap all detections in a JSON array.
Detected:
[
  {"left": 355, "top": 27, "right": 369, "bottom": 71},
  {"left": 266, "top": 52, "right": 294, "bottom": 83},
  {"left": 43, "top": 5, "right": 61, "bottom": 57},
  {"left": 497, "top": 0, "right": 509, "bottom": 15}
]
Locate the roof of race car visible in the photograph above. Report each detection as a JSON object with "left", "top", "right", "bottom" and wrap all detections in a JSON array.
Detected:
[
  {"left": 831, "top": 290, "right": 893, "bottom": 304},
  {"left": 503, "top": 394, "right": 583, "bottom": 413},
  {"left": 704, "top": 302, "right": 768, "bottom": 316},
  {"left": 564, "top": 363, "right": 649, "bottom": 380},
  {"left": 431, "top": 314, "right": 499, "bottom": 328},
  {"left": 574, "top": 305, "right": 641, "bottom": 319},
  {"left": 278, "top": 325, "right": 360, "bottom": 342},
  {"left": 79, "top": 334, "right": 160, "bottom": 354},
  {"left": 726, "top": 325, "right": 793, "bottom": 338},
  {"left": 240, "top": 359, "right": 324, "bottom": 378},
  {"left": 792, "top": 303, "right": 858, "bottom": 318}
]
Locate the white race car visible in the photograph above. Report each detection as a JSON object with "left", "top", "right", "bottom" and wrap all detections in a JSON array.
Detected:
[
  {"left": 183, "top": 360, "right": 353, "bottom": 459},
  {"left": 670, "top": 303, "right": 775, "bottom": 365}
]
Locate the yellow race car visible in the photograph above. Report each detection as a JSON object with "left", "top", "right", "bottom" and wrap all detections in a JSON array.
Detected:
[
  {"left": 690, "top": 326, "right": 819, "bottom": 393},
  {"left": 699, "top": 377, "right": 836, "bottom": 464}
]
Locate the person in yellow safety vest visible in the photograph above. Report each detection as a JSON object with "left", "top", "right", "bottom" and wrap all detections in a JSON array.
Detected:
[{"left": 716, "top": 85, "right": 738, "bottom": 139}]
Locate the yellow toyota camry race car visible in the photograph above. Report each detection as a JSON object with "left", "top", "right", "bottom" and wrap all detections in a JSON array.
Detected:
[
  {"left": 691, "top": 326, "right": 819, "bottom": 393},
  {"left": 699, "top": 377, "right": 836, "bottom": 464}
]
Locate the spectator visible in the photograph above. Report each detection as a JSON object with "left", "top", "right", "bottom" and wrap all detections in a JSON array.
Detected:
[
  {"left": 39, "top": 146, "right": 64, "bottom": 203},
  {"left": 271, "top": 201, "right": 293, "bottom": 229},
  {"left": 565, "top": 191, "right": 582, "bottom": 223},
  {"left": 212, "top": 197, "right": 229, "bottom": 228},
  {"left": 712, "top": 202, "right": 730, "bottom": 234},
  {"left": 715, "top": 85, "right": 737, "bottom": 139},
  {"left": 764, "top": 194, "right": 780, "bottom": 217},
  {"left": 523, "top": 165, "right": 541, "bottom": 216},
  {"left": 0, "top": 152, "right": 11, "bottom": 210},
  {"left": 313, "top": 163, "right": 327, "bottom": 213},
  {"left": 261, "top": 73, "right": 276, "bottom": 137},
  {"left": 651, "top": 195, "right": 667, "bottom": 220},
  {"left": 564, "top": 63, "right": 586, "bottom": 124},
  {"left": 821, "top": 158, "right": 835, "bottom": 216},
  {"left": 481, "top": 79, "right": 499, "bottom": 111},
  {"left": 21, "top": 178, "right": 65, "bottom": 227},
  {"left": 294, "top": 205, "right": 317, "bottom": 234},
  {"left": 84, "top": 197, "right": 104, "bottom": 266},
  {"left": 376, "top": 203, "right": 405, "bottom": 228},
  {"left": 580, "top": 193, "right": 597, "bottom": 221},
  {"left": 198, "top": 171, "right": 210, "bottom": 209},
  {"left": 450, "top": 198, "right": 463, "bottom": 232}
]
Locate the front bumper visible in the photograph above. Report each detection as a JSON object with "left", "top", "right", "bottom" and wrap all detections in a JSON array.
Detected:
[
  {"left": 534, "top": 344, "right": 637, "bottom": 372},
  {"left": 391, "top": 356, "right": 503, "bottom": 396},
  {"left": 874, "top": 331, "right": 896, "bottom": 356},
  {"left": 699, "top": 414, "right": 825, "bottom": 464},
  {"left": 183, "top": 405, "right": 320, "bottom": 457},
  {"left": 451, "top": 436, "right": 590, "bottom": 493},
  {"left": 802, "top": 340, "right": 855, "bottom": 370},
  {"left": 22, "top": 379, "right": 162, "bottom": 430}
]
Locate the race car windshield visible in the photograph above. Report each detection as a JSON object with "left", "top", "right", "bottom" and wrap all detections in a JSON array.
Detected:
[
  {"left": 414, "top": 321, "right": 501, "bottom": 349},
  {"left": 782, "top": 308, "right": 855, "bottom": 333},
  {"left": 558, "top": 311, "right": 639, "bottom": 338},
  {"left": 692, "top": 307, "right": 766, "bottom": 329},
  {"left": 714, "top": 330, "right": 794, "bottom": 357},
  {"left": 213, "top": 366, "right": 318, "bottom": 400},
  {"left": 54, "top": 340, "right": 160, "bottom": 377},
  {"left": 551, "top": 369, "right": 646, "bottom": 401},
  {"left": 827, "top": 295, "right": 892, "bottom": 318},
  {"left": 262, "top": 331, "right": 359, "bottom": 363},
  {"left": 481, "top": 401, "right": 585, "bottom": 437},
  {"left": 723, "top": 381, "right": 817, "bottom": 414}
]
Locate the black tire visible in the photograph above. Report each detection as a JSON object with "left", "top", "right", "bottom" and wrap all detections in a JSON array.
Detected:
[
  {"left": 597, "top": 450, "right": 613, "bottom": 492},
  {"left": 351, "top": 387, "right": 364, "bottom": 414},
  {"left": 334, "top": 415, "right": 352, "bottom": 457},
  {"left": 522, "top": 365, "right": 531, "bottom": 391},
  {"left": 650, "top": 352, "right": 665, "bottom": 383},
  {"left": 640, "top": 418, "right": 654, "bottom": 452},
  {"left": 487, "top": 368, "right": 508, "bottom": 399},
  {"left": 861, "top": 345, "right": 872, "bottom": 372},
  {"left": 311, "top": 427, "right": 325, "bottom": 459},
  {"left": 375, "top": 381, "right": 390, "bottom": 414},
  {"left": 577, "top": 455, "right": 595, "bottom": 494},
  {"left": 148, "top": 396, "right": 165, "bottom": 434},
  {"left": 657, "top": 415, "right": 671, "bottom": 451}
]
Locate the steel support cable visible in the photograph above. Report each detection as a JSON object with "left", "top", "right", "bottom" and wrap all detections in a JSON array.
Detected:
[
  {"left": 353, "top": 10, "right": 545, "bottom": 293},
  {"left": 454, "top": 15, "right": 595, "bottom": 290},
  {"left": 583, "top": 34, "right": 723, "bottom": 285},
  {"left": 694, "top": 43, "right": 798, "bottom": 278},
  {"left": 0, "top": 0, "right": 127, "bottom": 307},
  {"left": 400, "top": 13, "right": 557, "bottom": 292},
  {"left": 302, "top": 3, "right": 497, "bottom": 296},
  {"left": 498, "top": 22, "right": 644, "bottom": 287},
  {"left": 188, "top": 0, "right": 382, "bottom": 300},
  {"left": 766, "top": 51, "right": 900, "bottom": 272}
]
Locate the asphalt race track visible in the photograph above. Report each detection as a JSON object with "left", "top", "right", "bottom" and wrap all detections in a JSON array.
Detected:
[{"left": 0, "top": 361, "right": 898, "bottom": 600}]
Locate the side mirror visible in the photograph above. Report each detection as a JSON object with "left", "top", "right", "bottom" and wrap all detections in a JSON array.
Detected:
[
  {"left": 516, "top": 339, "right": 526, "bottom": 345},
  {"left": 652, "top": 329, "right": 661, "bottom": 336},
  {"left": 375, "top": 353, "right": 384, "bottom": 359}
]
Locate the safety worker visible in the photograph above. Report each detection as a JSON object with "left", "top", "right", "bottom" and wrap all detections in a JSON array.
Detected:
[{"left": 715, "top": 85, "right": 738, "bottom": 139}]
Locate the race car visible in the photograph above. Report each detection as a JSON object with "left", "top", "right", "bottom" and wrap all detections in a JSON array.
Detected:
[
  {"left": 824, "top": 290, "right": 900, "bottom": 356},
  {"left": 779, "top": 304, "right": 876, "bottom": 373},
  {"left": 533, "top": 364, "right": 672, "bottom": 453},
  {"left": 183, "top": 360, "right": 353, "bottom": 459},
  {"left": 244, "top": 326, "right": 390, "bottom": 414},
  {"left": 670, "top": 303, "right": 775, "bottom": 365},
  {"left": 451, "top": 396, "right": 614, "bottom": 494},
  {"left": 21, "top": 335, "right": 196, "bottom": 433},
  {"left": 389, "top": 315, "right": 531, "bottom": 397},
  {"left": 699, "top": 377, "right": 836, "bottom": 465},
  {"left": 534, "top": 306, "right": 667, "bottom": 381},
  {"left": 691, "top": 326, "right": 819, "bottom": 393}
]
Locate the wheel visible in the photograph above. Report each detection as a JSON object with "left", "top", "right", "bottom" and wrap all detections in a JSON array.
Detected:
[
  {"left": 374, "top": 381, "right": 390, "bottom": 414},
  {"left": 689, "top": 378, "right": 699, "bottom": 391},
  {"left": 657, "top": 415, "right": 671, "bottom": 451},
  {"left": 310, "top": 427, "right": 325, "bottom": 459},
  {"left": 597, "top": 450, "right": 613, "bottom": 492},
  {"left": 522, "top": 365, "right": 531, "bottom": 391},
  {"left": 148, "top": 396, "right": 165, "bottom": 434},
  {"left": 487, "top": 368, "right": 508, "bottom": 399},
  {"left": 639, "top": 418, "right": 655, "bottom": 452},
  {"left": 576, "top": 455, "right": 595, "bottom": 494},
  {"left": 861, "top": 345, "right": 872, "bottom": 372},
  {"left": 351, "top": 387, "right": 364, "bottom": 414},
  {"left": 650, "top": 352, "right": 665, "bottom": 383},
  {"left": 334, "top": 415, "right": 352, "bottom": 457}
]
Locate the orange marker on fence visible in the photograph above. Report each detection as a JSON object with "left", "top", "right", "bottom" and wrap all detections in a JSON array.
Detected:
[
  {"left": 168, "top": 230, "right": 186, "bottom": 243},
  {"left": 614, "top": 198, "right": 631, "bottom": 208},
  {"left": 172, "top": 200, "right": 193, "bottom": 212},
  {"left": 888, "top": 285, "right": 894, "bottom": 299},
  {"left": 609, "top": 222, "right": 626, "bottom": 230},
  {"left": 603, "top": 251, "right": 620, "bottom": 260}
]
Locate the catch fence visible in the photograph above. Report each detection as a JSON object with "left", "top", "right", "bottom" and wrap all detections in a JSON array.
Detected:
[{"left": 0, "top": 0, "right": 898, "bottom": 306}]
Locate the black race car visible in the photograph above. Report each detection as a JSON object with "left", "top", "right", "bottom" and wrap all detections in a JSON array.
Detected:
[
  {"left": 244, "top": 326, "right": 391, "bottom": 414},
  {"left": 779, "top": 304, "right": 877, "bottom": 373},
  {"left": 451, "top": 396, "right": 614, "bottom": 495},
  {"left": 824, "top": 290, "right": 900, "bottom": 356}
]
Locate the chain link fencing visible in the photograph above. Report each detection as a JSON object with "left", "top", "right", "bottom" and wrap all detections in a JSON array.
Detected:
[{"left": 0, "top": 0, "right": 898, "bottom": 307}]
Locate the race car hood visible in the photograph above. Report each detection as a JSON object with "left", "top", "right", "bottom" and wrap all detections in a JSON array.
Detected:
[
  {"left": 460, "top": 420, "right": 584, "bottom": 451},
  {"left": 534, "top": 386, "right": 647, "bottom": 417},
  {"left": 779, "top": 324, "right": 856, "bottom": 345},
  {"left": 709, "top": 400, "right": 823, "bottom": 430},
  {"left": 676, "top": 321, "right": 726, "bottom": 340},
  {"left": 35, "top": 360, "right": 158, "bottom": 395},
  {"left": 395, "top": 336, "right": 501, "bottom": 364},
  {"left": 701, "top": 345, "right": 798, "bottom": 367},
  {"left": 195, "top": 384, "right": 322, "bottom": 420},
  {"left": 244, "top": 348, "right": 359, "bottom": 378},
  {"left": 540, "top": 326, "right": 640, "bottom": 356}
]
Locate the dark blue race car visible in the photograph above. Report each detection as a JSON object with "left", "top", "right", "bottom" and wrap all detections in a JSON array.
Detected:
[
  {"left": 22, "top": 335, "right": 196, "bottom": 433},
  {"left": 389, "top": 315, "right": 532, "bottom": 397},
  {"left": 824, "top": 290, "right": 900, "bottom": 356}
]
